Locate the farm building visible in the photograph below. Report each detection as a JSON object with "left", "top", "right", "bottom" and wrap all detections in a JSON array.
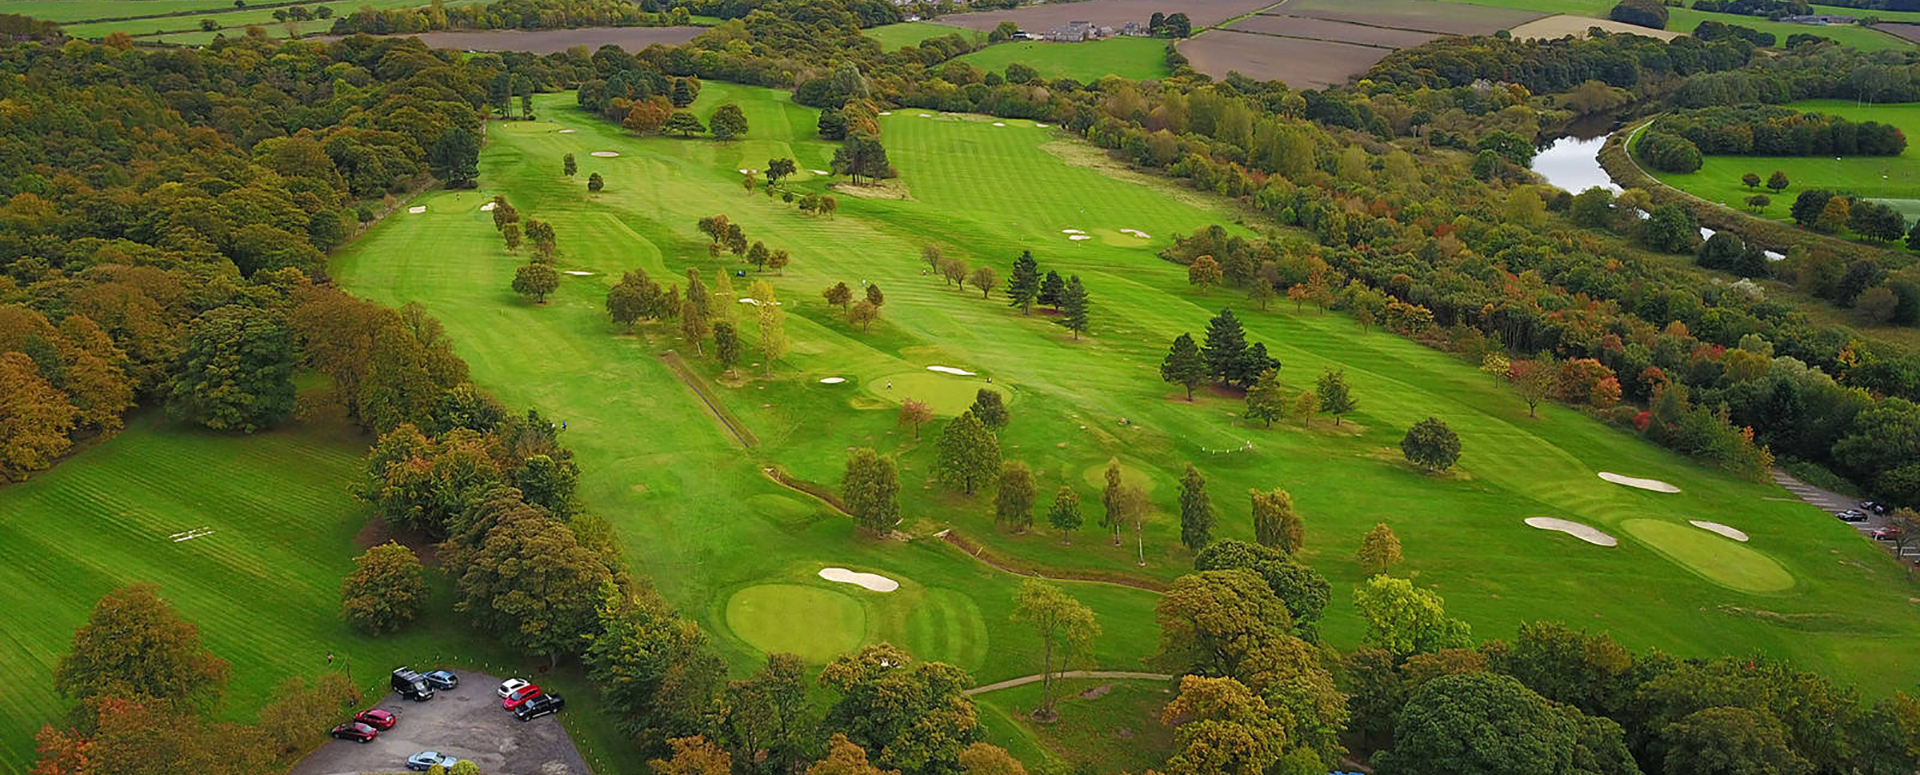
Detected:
[
  {"left": 1779, "top": 13, "right": 1855, "bottom": 23},
  {"left": 1045, "top": 20, "right": 1094, "bottom": 41}
]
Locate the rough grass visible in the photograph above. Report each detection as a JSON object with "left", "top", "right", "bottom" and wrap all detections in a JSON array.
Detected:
[
  {"left": 1647, "top": 100, "right": 1920, "bottom": 223},
  {"left": 865, "top": 20, "right": 980, "bottom": 50},
  {"left": 973, "top": 677, "right": 1177, "bottom": 775},
  {"left": 329, "top": 83, "right": 1920, "bottom": 768},
  {"left": 955, "top": 37, "right": 1173, "bottom": 81}
]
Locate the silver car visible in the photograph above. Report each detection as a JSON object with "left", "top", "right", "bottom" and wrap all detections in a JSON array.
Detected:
[{"left": 407, "top": 751, "right": 462, "bottom": 771}]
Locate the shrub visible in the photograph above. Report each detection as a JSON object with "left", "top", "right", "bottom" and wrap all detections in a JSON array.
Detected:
[{"left": 1611, "top": 0, "right": 1669, "bottom": 29}]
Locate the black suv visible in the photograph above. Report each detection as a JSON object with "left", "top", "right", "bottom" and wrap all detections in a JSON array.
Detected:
[
  {"left": 514, "top": 693, "right": 565, "bottom": 721},
  {"left": 391, "top": 668, "right": 435, "bottom": 702}
]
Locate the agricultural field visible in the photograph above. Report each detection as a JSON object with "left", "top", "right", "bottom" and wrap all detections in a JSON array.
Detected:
[
  {"left": 1180, "top": 0, "right": 1543, "bottom": 87},
  {"left": 0, "top": 415, "right": 546, "bottom": 774},
  {"left": 929, "top": 0, "right": 1274, "bottom": 33},
  {"left": 1643, "top": 100, "right": 1920, "bottom": 222},
  {"left": 1508, "top": 15, "right": 1682, "bottom": 41},
  {"left": 1431, "top": 0, "right": 1913, "bottom": 50},
  {"left": 865, "top": 20, "right": 978, "bottom": 50},
  {"left": 954, "top": 37, "right": 1173, "bottom": 81},
  {"left": 329, "top": 80, "right": 1920, "bottom": 764}
]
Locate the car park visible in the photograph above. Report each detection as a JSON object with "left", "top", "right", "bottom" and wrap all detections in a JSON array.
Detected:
[
  {"left": 502, "top": 684, "right": 543, "bottom": 710},
  {"left": 354, "top": 709, "right": 397, "bottom": 730},
  {"left": 330, "top": 722, "right": 378, "bottom": 743},
  {"left": 406, "top": 751, "right": 463, "bottom": 771},
  {"left": 497, "top": 678, "right": 530, "bottom": 698},
  {"left": 1874, "top": 527, "right": 1899, "bottom": 541},
  {"left": 1863, "top": 500, "right": 1891, "bottom": 515},
  {"left": 392, "top": 668, "right": 435, "bottom": 702},
  {"left": 513, "top": 693, "right": 565, "bottom": 721},
  {"left": 424, "top": 670, "right": 459, "bottom": 690},
  {"left": 1837, "top": 510, "right": 1870, "bottom": 522}
]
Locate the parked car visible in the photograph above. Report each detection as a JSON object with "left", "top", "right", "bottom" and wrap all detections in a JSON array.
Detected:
[
  {"left": 330, "top": 722, "right": 378, "bottom": 743},
  {"left": 1837, "top": 510, "right": 1870, "bottom": 522},
  {"left": 423, "top": 670, "right": 459, "bottom": 690},
  {"left": 498, "top": 678, "right": 531, "bottom": 698},
  {"left": 502, "top": 684, "right": 544, "bottom": 710},
  {"left": 392, "top": 668, "right": 435, "bottom": 702},
  {"left": 354, "top": 709, "right": 397, "bottom": 730},
  {"left": 514, "top": 693, "right": 565, "bottom": 721},
  {"left": 1863, "top": 500, "right": 1892, "bottom": 515},
  {"left": 407, "top": 751, "right": 463, "bottom": 771},
  {"left": 1874, "top": 527, "right": 1900, "bottom": 541}
]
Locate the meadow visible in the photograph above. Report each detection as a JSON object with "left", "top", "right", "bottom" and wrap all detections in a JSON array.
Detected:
[
  {"left": 1645, "top": 100, "right": 1920, "bottom": 222},
  {"left": 317, "top": 81, "right": 1920, "bottom": 773},
  {"left": 954, "top": 37, "right": 1172, "bottom": 81},
  {"left": 864, "top": 20, "right": 978, "bottom": 50},
  {"left": 56, "top": 0, "right": 458, "bottom": 40}
]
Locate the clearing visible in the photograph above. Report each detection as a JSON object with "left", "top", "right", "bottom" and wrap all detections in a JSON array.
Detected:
[{"left": 955, "top": 37, "right": 1173, "bottom": 81}]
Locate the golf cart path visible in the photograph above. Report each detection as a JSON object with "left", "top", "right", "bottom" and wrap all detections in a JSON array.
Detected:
[
  {"left": 1771, "top": 467, "right": 1858, "bottom": 514},
  {"left": 963, "top": 670, "right": 1174, "bottom": 696}
]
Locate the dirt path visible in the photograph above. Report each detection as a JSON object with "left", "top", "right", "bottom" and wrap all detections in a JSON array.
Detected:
[
  {"left": 660, "top": 351, "right": 757, "bottom": 448},
  {"left": 963, "top": 670, "right": 1174, "bottom": 696}
]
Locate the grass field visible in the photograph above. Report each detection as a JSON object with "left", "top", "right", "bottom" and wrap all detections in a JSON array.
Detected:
[
  {"left": 973, "top": 678, "right": 1177, "bottom": 774},
  {"left": 1645, "top": 100, "right": 1920, "bottom": 222},
  {"left": 865, "top": 20, "right": 978, "bottom": 50},
  {"left": 58, "top": 0, "right": 444, "bottom": 39},
  {"left": 0, "top": 415, "right": 630, "bottom": 774},
  {"left": 954, "top": 37, "right": 1173, "bottom": 81}
]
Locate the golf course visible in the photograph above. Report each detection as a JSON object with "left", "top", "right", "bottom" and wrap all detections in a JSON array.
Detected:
[
  {"left": 1645, "top": 99, "right": 1920, "bottom": 221},
  {"left": 318, "top": 78, "right": 1920, "bottom": 720}
]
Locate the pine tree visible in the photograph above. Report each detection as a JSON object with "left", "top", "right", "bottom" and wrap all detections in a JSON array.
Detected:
[
  {"left": 1178, "top": 462, "right": 1213, "bottom": 551},
  {"left": 1250, "top": 488, "right": 1302, "bottom": 553},
  {"left": 1202, "top": 308, "right": 1249, "bottom": 387},
  {"left": 1161, "top": 333, "right": 1207, "bottom": 400},
  {"left": 1047, "top": 486, "right": 1083, "bottom": 544},
  {"left": 1058, "top": 275, "right": 1090, "bottom": 339},
  {"left": 936, "top": 410, "right": 1001, "bottom": 495},
  {"left": 1007, "top": 251, "right": 1041, "bottom": 314},
  {"left": 1039, "top": 270, "right": 1066, "bottom": 309},
  {"left": 995, "top": 460, "right": 1036, "bottom": 531},
  {"left": 1316, "top": 369, "right": 1357, "bottom": 425},
  {"left": 1243, "top": 367, "right": 1286, "bottom": 427}
]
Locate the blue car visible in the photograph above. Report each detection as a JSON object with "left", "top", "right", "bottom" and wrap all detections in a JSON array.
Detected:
[
  {"left": 423, "top": 670, "right": 459, "bottom": 690},
  {"left": 407, "top": 751, "right": 462, "bottom": 771}
]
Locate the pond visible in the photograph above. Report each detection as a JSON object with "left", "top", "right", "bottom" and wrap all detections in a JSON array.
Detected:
[{"left": 1531, "top": 134, "right": 1618, "bottom": 195}]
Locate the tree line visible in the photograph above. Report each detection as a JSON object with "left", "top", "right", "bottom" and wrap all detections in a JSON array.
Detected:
[{"left": 326, "top": 0, "right": 694, "bottom": 36}]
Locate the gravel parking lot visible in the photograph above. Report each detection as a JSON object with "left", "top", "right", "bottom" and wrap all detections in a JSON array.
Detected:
[{"left": 291, "top": 671, "right": 590, "bottom": 775}]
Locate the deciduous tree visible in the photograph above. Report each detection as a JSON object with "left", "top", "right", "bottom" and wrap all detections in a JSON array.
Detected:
[
  {"left": 824, "top": 282, "right": 853, "bottom": 311},
  {"left": 1188, "top": 255, "right": 1223, "bottom": 294},
  {"left": 1243, "top": 367, "right": 1286, "bottom": 427},
  {"left": 898, "top": 398, "right": 932, "bottom": 439},
  {"left": 968, "top": 266, "right": 999, "bottom": 299},
  {"left": 1291, "top": 389, "right": 1318, "bottom": 428},
  {"left": 969, "top": 389, "right": 1008, "bottom": 430},
  {"left": 1250, "top": 488, "right": 1301, "bottom": 553},
  {"left": 1400, "top": 417, "right": 1462, "bottom": 472},
  {"left": 995, "top": 460, "right": 1036, "bottom": 531},
  {"left": 936, "top": 411, "right": 1000, "bottom": 495},
  {"left": 842, "top": 448, "right": 900, "bottom": 537},
  {"left": 710, "top": 103, "right": 749, "bottom": 141},
  {"left": 1357, "top": 522, "right": 1402, "bottom": 576},
  {"left": 664, "top": 111, "right": 706, "bottom": 137},
  {"left": 513, "top": 262, "right": 560, "bottom": 303},
  {"left": 339, "top": 541, "right": 427, "bottom": 635},
  {"left": 1315, "top": 369, "right": 1356, "bottom": 425},
  {"left": 1352, "top": 575, "right": 1470, "bottom": 657},
  {"left": 165, "top": 305, "right": 295, "bottom": 433},
  {"left": 651, "top": 735, "right": 732, "bottom": 775},
  {"left": 848, "top": 299, "right": 879, "bottom": 332},
  {"left": 1010, "top": 580, "right": 1099, "bottom": 719},
  {"left": 588, "top": 172, "right": 604, "bottom": 194},
  {"left": 563, "top": 153, "right": 577, "bottom": 176},
  {"left": 1047, "top": 485, "right": 1083, "bottom": 543},
  {"left": 55, "top": 584, "right": 230, "bottom": 710}
]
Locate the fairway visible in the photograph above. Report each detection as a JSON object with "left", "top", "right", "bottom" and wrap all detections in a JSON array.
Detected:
[
  {"left": 0, "top": 416, "right": 514, "bottom": 774},
  {"left": 329, "top": 81, "right": 1920, "bottom": 708},
  {"left": 955, "top": 38, "right": 1173, "bottom": 81},
  {"left": 1646, "top": 100, "right": 1920, "bottom": 222}
]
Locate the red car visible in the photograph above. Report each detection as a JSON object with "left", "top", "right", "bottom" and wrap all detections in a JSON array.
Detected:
[
  {"left": 502, "top": 684, "right": 543, "bottom": 710},
  {"left": 354, "top": 709, "right": 397, "bottom": 730},
  {"left": 330, "top": 722, "right": 378, "bottom": 743}
]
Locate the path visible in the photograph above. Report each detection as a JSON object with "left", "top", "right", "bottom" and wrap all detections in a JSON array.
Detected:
[
  {"left": 963, "top": 670, "right": 1174, "bottom": 696},
  {"left": 659, "top": 351, "right": 757, "bottom": 448},
  {"left": 1770, "top": 468, "right": 1918, "bottom": 560}
]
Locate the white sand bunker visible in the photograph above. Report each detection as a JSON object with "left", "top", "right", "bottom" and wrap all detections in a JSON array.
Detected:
[
  {"left": 1068, "top": 234, "right": 1091, "bottom": 241},
  {"left": 557, "top": 128, "right": 576, "bottom": 134},
  {"left": 737, "top": 298, "right": 783, "bottom": 306},
  {"left": 407, "top": 206, "right": 427, "bottom": 214},
  {"left": 738, "top": 168, "right": 757, "bottom": 175},
  {"left": 927, "top": 365, "right": 975, "bottom": 376},
  {"left": 1690, "top": 520, "right": 1750, "bottom": 542},
  {"left": 563, "top": 270, "right": 594, "bottom": 276},
  {"left": 879, "top": 111, "right": 893, "bottom": 116},
  {"left": 919, "top": 113, "right": 932, "bottom": 117},
  {"left": 1120, "top": 228, "right": 1150, "bottom": 239},
  {"left": 1036, "top": 123, "right": 1049, "bottom": 128},
  {"left": 591, "top": 151, "right": 619, "bottom": 158},
  {"left": 480, "top": 201, "right": 497, "bottom": 212},
  {"left": 1062, "top": 228, "right": 1085, "bottom": 234},
  {"left": 819, "top": 377, "right": 846, "bottom": 384},
  {"left": 992, "top": 122, "right": 1006, "bottom": 126},
  {"left": 1525, "top": 517, "right": 1618, "bottom": 547},
  {"left": 1598, "top": 472, "right": 1680, "bottom": 493},
  {"left": 819, "top": 567, "right": 898, "bottom": 592},
  {"left": 811, "top": 169, "right": 831, "bottom": 175}
]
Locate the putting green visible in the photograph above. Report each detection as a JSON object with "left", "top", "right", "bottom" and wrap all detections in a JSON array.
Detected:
[
  {"left": 866, "top": 370, "right": 1010, "bottom": 416},
  {"left": 725, "top": 584, "right": 867, "bottom": 663},
  {"left": 903, "top": 587, "right": 990, "bottom": 672},
  {"left": 1079, "top": 459, "right": 1159, "bottom": 494},
  {"left": 1621, "top": 519, "right": 1795, "bottom": 593}
]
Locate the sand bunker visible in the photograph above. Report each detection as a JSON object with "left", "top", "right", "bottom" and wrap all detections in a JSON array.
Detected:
[
  {"left": 927, "top": 365, "right": 976, "bottom": 376},
  {"left": 1036, "top": 123, "right": 1049, "bottom": 128},
  {"left": 738, "top": 168, "right": 757, "bottom": 175},
  {"left": 480, "top": 202, "right": 496, "bottom": 212},
  {"left": 591, "top": 151, "right": 619, "bottom": 158},
  {"left": 407, "top": 206, "right": 427, "bottom": 214},
  {"left": 819, "top": 567, "right": 898, "bottom": 592},
  {"left": 1525, "top": 517, "right": 1618, "bottom": 547},
  {"left": 992, "top": 122, "right": 1006, "bottom": 126},
  {"left": 811, "top": 169, "right": 831, "bottom": 175},
  {"left": 1690, "top": 520, "right": 1750, "bottom": 542},
  {"left": 557, "top": 128, "right": 576, "bottom": 134},
  {"left": 1069, "top": 234, "right": 1091, "bottom": 241},
  {"left": 1598, "top": 472, "right": 1680, "bottom": 493},
  {"left": 1062, "top": 228, "right": 1085, "bottom": 234},
  {"left": 1120, "top": 228, "right": 1151, "bottom": 238},
  {"left": 919, "top": 113, "right": 932, "bottom": 117},
  {"left": 738, "top": 297, "right": 783, "bottom": 306},
  {"left": 878, "top": 111, "right": 892, "bottom": 116},
  {"left": 563, "top": 270, "right": 594, "bottom": 276},
  {"left": 819, "top": 377, "right": 846, "bottom": 384}
]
